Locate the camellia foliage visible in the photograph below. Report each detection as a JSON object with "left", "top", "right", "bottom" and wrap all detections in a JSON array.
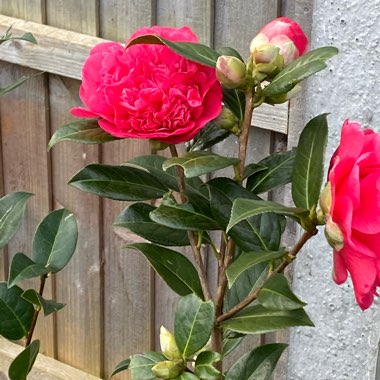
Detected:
[{"left": 2, "top": 16, "right": 378, "bottom": 380}]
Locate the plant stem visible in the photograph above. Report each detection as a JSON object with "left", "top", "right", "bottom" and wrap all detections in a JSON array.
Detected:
[
  {"left": 168, "top": 144, "right": 212, "bottom": 301},
  {"left": 25, "top": 274, "right": 47, "bottom": 346},
  {"left": 216, "top": 228, "right": 318, "bottom": 323}
]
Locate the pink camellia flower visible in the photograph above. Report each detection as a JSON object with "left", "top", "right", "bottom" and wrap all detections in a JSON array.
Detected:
[
  {"left": 324, "top": 120, "right": 380, "bottom": 310},
  {"left": 71, "top": 26, "right": 222, "bottom": 144},
  {"left": 250, "top": 17, "right": 309, "bottom": 65}
]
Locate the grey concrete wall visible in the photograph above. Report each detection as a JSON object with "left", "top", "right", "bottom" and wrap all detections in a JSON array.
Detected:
[{"left": 288, "top": 1, "right": 380, "bottom": 379}]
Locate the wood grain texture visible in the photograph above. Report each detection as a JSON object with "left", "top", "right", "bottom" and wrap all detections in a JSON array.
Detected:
[
  {"left": 46, "top": 1, "right": 102, "bottom": 376},
  {"left": 0, "top": 337, "right": 101, "bottom": 380},
  {"left": 99, "top": 1, "right": 155, "bottom": 378},
  {"left": 0, "top": 0, "right": 55, "bottom": 357}
]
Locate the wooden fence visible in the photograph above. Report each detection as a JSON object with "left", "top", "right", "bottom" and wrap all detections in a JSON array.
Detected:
[{"left": 0, "top": 1, "right": 312, "bottom": 379}]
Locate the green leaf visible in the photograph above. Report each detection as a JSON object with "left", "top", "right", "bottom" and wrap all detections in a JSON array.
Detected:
[
  {"left": 127, "top": 243, "right": 204, "bottom": 299},
  {"left": 69, "top": 164, "right": 169, "bottom": 201},
  {"left": 222, "top": 88, "right": 245, "bottom": 120},
  {"left": 111, "top": 358, "right": 131, "bottom": 378},
  {"left": 19, "top": 32, "right": 37, "bottom": 44},
  {"left": 0, "top": 282, "right": 34, "bottom": 340},
  {"left": 174, "top": 294, "right": 214, "bottom": 358},
  {"left": 227, "top": 199, "right": 309, "bottom": 232},
  {"left": 31, "top": 209, "right": 78, "bottom": 273},
  {"left": 243, "top": 163, "right": 267, "bottom": 180},
  {"left": 226, "top": 250, "right": 285, "bottom": 288},
  {"left": 0, "top": 73, "right": 42, "bottom": 97},
  {"left": 129, "top": 352, "right": 166, "bottom": 380},
  {"left": 207, "top": 178, "right": 286, "bottom": 251},
  {"left": 194, "top": 351, "right": 222, "bottom": 380},
  {"left": 292, "top": 114, "right": 329, "bottom": 209},
  {"left": 175, "top": 373, "right": 200, "bottom": 380},
  {"left": 48, "top": 119, "right": 119, "bottom": 149},
  {"left": 224, "top": 262, "right": 268, "bottom": 311},
  {"left": 115, "top": 203, "right": 190, "bottom": 246},
  {"left": 8, "top": 340, "right": 40, "bottom": 380},
  {"left": 188, "top": 122, "right": 230, "bottom": 152},
  {"left": 126, "top": 35, "right": 220, "bottom": 67},
  {"left": 247, "top": 149, "right": 296, "bottom": 194},
  {"left": 223, "top": 335, "right": 245, "bottom": 357},
  {"left": 225, "top": 343, "right": 287, "bottom": 380},
  {"left": 8, "top": 253, "right": 50, "bottom": 288},
  {"left": 150, "top": 202, "right": 219, "bottom": 231},
  {"left": 216, "top": 47, "right": 244, "bottom": 62},
  {"left": 21, "top": 289, "right": 65, "bottom": 316},
  {"left": 163, "top": 151, "right": 239, "bottom": 178},
  {"left": 262, "top": 47, "right": 339, "bottom": 97},
  {"left": 0, "top": 192, "right": 32, "bottom": 249},
  {"left": 221, "top": 304, "right": 314, "bottom": 334},
  {"left": 257, "top": 273, "right": 306, "bottom": 311}
]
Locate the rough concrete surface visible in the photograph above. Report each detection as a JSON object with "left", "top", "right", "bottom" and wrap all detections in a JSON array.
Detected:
[{"left": 288, "top": 1, "right": 380, "bottom": 379}]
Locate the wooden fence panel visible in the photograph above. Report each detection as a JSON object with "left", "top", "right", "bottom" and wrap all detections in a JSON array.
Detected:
[
  {"left": 0, "top": 1, "right": 308, "bottom": 378},
  {"left": 0, "top": 0, "right": 56, "bottom": 358},
  {"left": 46, "top": 1, "right": 103, "bottom": 376},
  {"left": 99, "top": 1, "right": 156, "bottom": 378}
]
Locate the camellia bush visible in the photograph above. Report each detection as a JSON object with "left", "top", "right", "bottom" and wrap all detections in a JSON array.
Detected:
[{"left": 2, "top": 17, "right": 379, "bottom": 380}]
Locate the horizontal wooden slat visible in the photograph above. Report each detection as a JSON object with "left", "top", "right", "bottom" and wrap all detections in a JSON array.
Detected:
[
  {"left": 0, "top": 14, "right": 288, "bottom": 134},
  {"left": 0, "top": 338, "right": 101, "bottom": 380}
]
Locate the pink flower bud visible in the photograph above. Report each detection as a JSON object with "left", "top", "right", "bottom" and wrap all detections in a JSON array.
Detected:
[
  {"left": 216, "top": 55, "right": 247, "bottom": 89},
  {"left": 250, "top": 17, "right": 309, "bottom": 65}
]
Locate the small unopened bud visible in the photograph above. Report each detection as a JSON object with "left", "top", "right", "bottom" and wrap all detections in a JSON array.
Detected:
[
  {"left": 150, "top": 139, "right": 169, "bottom": 151},
  {"left": 320, "top": 182, "right": 332, "bottom": 215},
  {"left": 325, "top": 216, "right": 344, "bottom": 251},
  {"left": 160, "top": 326, "right": 182, "bottom": 361},
  {"left": 215, "top": 107, "right": 240, "bottom": 133},
  {"left": 151, "top": 360, "right": 182, "bottom": 379},
  {"left": 216, "top": 55, "right": 246, "bottom": 89}
]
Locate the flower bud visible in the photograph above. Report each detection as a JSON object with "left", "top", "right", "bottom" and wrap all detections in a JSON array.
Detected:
[
  {"left": 319, "top": 182, "right": 332, "bottom": 215},
  {"left": 325, "top": 216, "right": 344, "bottom": 251},
  {"left": 215, "top": 107, "right": 240, "bottom": 134},
  {"left": 216, "top": 55, "right": 246, "bottom": 89},
  {"left": 160, "top": 326, "right": 182, "bottom": 361},
  {"left": 151, "top": 360, "right": 182, "bottom": 379},
  {"left": 150, "top": 139, "right": 169, "bottom": 151}
]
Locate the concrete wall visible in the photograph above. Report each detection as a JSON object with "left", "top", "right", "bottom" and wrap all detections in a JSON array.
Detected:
[{"left": 288, "top": 1, "right": 380, "bottom": 379}]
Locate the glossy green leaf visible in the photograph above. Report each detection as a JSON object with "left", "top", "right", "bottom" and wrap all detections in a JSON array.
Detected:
[
  {"left": 8, "top": 340, "right": 40, "bottom": 380},
  {"left": 224, "top": 262, "right": 268, "bottom": 311},
  {"left": 225, "top": 343, "right": 287, "bottom": 380},
  {"left": 69, "top": 164, "right": 169, "bottom": 201},
  {"left": 8, "top": 253, "right": 50, "bottom": 287},
  {"left": 221, "top": 304, "right": 314, "bottom": 334},
  {"left": 48, "top": 119, "right": 118, "bottom": 149},
  {"left": 243, "top": 163, "right": 267, "bottom": 180},
  {"left": 227, "top": 199, "right": 309, "bottom": 231},
  {"left": 150, "top": 202, "right": 219, "bottom": 231},
  {"left": 223, "top": 335, "right": 245, "bottom": 357},
  {"left": 127, "top": 34, "right": 220, "bottom": 67},
  {"left": 194, "top": 351, "right": 222, "bottom": 380},
  {"left": 247, "top": 149, "right": 296, "bottom": 194},
  {"left": 0, "top": 192, "right": 32, "bottom": 249},
  {"left": 257, "top": 273, "right": 306, "bottom": 310},
  {"left": 163, "top": 151, "right": 239, "bottom": 178},
  {"left": 31, "top": 209, "right": 78, "bottom": 273},
  {"left": 111, "top": 359, "right": 131, "bottom": 378},
  {"left": 129, "top": 352, "right": 166, "bottom": 380},
  {"left": 227, "top": 250, "right": 285, "bottom": 287},
  {"left": 174, "top": 294, "right": 214, "bottom": 358},
  {"left": 292, "top": 114, "right": 329, "bottom": 209},
  {"left": 216, "top": 47, "right": 244, "bottom": 62},
  {"left": 262, "top": 47, "right": 339, "bottom": 97},
  {"left": 207, "top": 178, "right": 286, "bottom": 251},
  {"left": 222, "top": 88, "right": 245, "bottom": 120},
  {"left": 127, "top": 243, "right": 203, "bottom": 299},
  {"left": 115, "top": 203, "right": 190, "bottom": 246},
  {"left": 0, "top": 282, "right": 34, "bottom": 340},
  {"left": 21, "top": 289, "right": 65, "bottom": 316},
  {"left": 188, "top": 121, "right": 230, "bottom": 152},
  {"left": 175, "top": 373, "right": 200, "bottom": 380}
]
